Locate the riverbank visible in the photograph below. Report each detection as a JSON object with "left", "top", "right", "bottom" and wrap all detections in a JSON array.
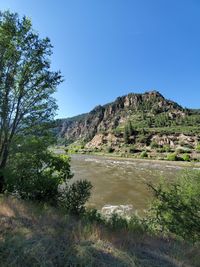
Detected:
[
  {"left": 81, "top": 151, "right": 200, "bottom": 168},
  {"left": 0, "top": 196, "right": 199, "bottom": 267},
  {"left": 53, "top": 147, "right": 200, "bottom": 169}
]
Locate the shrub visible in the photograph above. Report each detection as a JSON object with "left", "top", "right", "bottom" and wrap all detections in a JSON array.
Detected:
[
  {"left": 5, "top": 137, "right": 93, "bottom": 215},
  {"left": 196, "top": 143, "right": 200, "bottom": 152},
  {"left": 182, "top": 153, "right": 190, "bottom": 161},
  {"left": 140, "top": 151, "right": 148, "bottom": 158},
  {"left": 166, "top": 153, "right": 178, "bottom": 161},
  {"left": 83, "top": 208, "right": 105, "bottom": 224},
  {"left": 107, "top": 213, "right": 128, "bottom": 230},
  {"left": 148, "top": 171, "right": 200, "bottom": 242},
  {"left": 128, "top": 215, "right": 147, "bottom": 234},
  {"left": 60, "top": 180, "right": 92, "bottom": 215},
  {"left": 5, "top": 138, "right": 72, "bottom": 203}
]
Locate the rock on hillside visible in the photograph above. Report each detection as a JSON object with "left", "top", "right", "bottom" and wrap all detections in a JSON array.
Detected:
[{"left": 57, "top": 90, "right": 185, "bottom": 143}]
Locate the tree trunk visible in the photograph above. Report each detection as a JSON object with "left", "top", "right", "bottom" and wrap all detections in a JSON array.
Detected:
[
  {"left": 0, "top": 173, "right": 4, "bottom": 193},
  {"left": 0, "top": 145, "right": 8, "bottom": 193}
]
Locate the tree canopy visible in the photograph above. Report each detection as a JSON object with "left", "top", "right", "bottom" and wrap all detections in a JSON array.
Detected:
[{"left": 0, "top": 11, "right": 62, "bottom": 192}]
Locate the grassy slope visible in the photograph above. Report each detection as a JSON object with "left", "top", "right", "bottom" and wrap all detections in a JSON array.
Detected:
[{"left": 0, "top": 197, "right": 199, "bottom": 267}]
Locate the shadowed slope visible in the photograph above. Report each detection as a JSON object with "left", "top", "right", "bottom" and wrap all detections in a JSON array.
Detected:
[{"left": 0, "top": 197, "right": 199, "bottom": 267}]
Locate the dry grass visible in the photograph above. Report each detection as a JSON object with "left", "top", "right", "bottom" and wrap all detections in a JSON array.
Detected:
[{"left": 0, "top": 196, "right": 199, "bottom": 267}]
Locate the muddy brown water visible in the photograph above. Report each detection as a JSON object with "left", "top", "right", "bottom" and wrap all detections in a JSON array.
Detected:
[{"left": 69, "top": 154, "right": 194, "bottom": 214}]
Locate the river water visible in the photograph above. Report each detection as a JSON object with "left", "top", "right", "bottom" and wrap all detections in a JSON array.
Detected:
[{"left": 70, "top": 154, "right": 189, "bottom": 214}]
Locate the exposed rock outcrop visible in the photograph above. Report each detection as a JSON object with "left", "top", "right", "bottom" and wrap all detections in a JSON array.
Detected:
[{"left": 57, "top": 91, "right": 185, "bottom": 143}]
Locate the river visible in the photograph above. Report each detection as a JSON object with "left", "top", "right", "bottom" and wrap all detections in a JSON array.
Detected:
[{"left": 70, "top": 154, "right": 194, "bottom": 214}]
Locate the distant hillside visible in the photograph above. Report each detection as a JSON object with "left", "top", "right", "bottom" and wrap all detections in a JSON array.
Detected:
[
  {"left": 57, "top": 91, "right": 184, "bottom": 140},
  {"left": 56, "top": 91, "right": 200, "bottom": 159}
]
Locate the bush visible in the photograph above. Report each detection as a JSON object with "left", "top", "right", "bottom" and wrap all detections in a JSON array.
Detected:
[
  {"left": 60, "top": 180, "right": 92, "bottom": 215},
  {"left": 128, "top": 215, "right": 147, "bottom": 234},
  {"left": 140, "top": 151, "right": 148, "bottom": 158},
  {"left": 166, "top": 153, "right": 178, "bottom": 161},
  {"left": 148, "top": 171, "right": 200, "bottom": 242},
  {"left": 5, "top": 137, "right": 72, "bottom": 203},
  {"left": 5, "top": 137, "right": 93, "bottom": 215},
  {"left": 182, "top": 153, "right": 190, "bottom": 161},
  {"left": 83, "top": 208, "right": 105, "bottom": 224},
  {"left": 107, "top": 213, "right": 128, "bottom": 230}
]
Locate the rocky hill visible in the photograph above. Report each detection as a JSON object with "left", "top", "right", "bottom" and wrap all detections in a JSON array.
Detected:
[
  {"left": 56, "top": 91, "right": 200, "bottom": 159},
  {"left": 57, "top": 91, "right": 185, "bottom": 141}
]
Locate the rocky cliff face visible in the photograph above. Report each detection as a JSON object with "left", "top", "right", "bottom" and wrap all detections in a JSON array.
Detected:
[{"left": 57, "top": 91, "right": 185, "bottom": 143}]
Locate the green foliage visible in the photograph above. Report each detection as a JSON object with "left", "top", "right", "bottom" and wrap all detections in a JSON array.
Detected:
[
  {"left": 123, "top": 121, "right": 135, "bottom": 144},
  {"left": 148, "top": 171, "right": 200, "bottom": 242},
  {"left": 159, "top": 145, "right": 171, "bottom": 153},
  {"left": 83, "top": 208, "right": 146, "bottom": 234},
  {"left": 107, "top": 213, "right": 128, "bottom": 230},
  {"left": 181, "top": 153, "right": 190, "bottom": 161},
  {"left": 0, "top": 11, "right": 62, "bottom": 192},
  {"left": 83, "top": 208, "right": 105, "bottom": 224},
  {"left": 5, "top": 135, "right": 93, "bottom": 215},
  {"left": 5, "top": 137, "right": 72, "bottom": 203},
  {"left": 128, "top": 215, "right": 146, "bottom": 233},
  {"left": 196, "top": 143, "right": 200, "bottom": 152},
  {"left": 124, "top": 125, "right": 130, "bottom": 144},
  {"left": 66, "top": 143, "right": 85, "bottom": 154},
  {"left": 166, "top": 153, "right": 178, "bottom": 161},
  {"left": 140, "top": 150, "right": 148, "bottom": 158},
  {"left": 60, "top": 180, "right": 92, "bottom": 215}
]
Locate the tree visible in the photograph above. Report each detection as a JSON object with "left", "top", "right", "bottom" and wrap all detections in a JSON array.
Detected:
[
  {"left": 123, "top": 121, "right": 135, "bottom": 144},
  {"left": 59, "top": 180, "right": 93, "bottom": 215},
  {"left": 0, "top": 11, "right": 62, "bottom": 192}
]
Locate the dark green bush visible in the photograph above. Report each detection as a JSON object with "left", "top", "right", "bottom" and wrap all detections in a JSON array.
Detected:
[
  {"left": 5, "top": 137, "right": 93, "bottom": 215},
  {"left": 60, "top": 180, "right": 92, "bottom": 215},
  {"left": 83, "top": 208, "right": 105, "bottom": 224},
  {"left": 5, "top": 137, "right": 72, "bottom": 203}
]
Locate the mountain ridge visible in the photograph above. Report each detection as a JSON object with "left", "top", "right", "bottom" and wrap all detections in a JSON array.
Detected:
[
  {"left": 57, "top": 90, "right": 186, "bottom": 141},
  {"left": 56, "top": 90, "right": 200, "bottom": 160}
]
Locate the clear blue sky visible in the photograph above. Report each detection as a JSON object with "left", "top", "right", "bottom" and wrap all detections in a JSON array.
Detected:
[{"left": 0, "top": 0, "right": 200, "bottom": 118}]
